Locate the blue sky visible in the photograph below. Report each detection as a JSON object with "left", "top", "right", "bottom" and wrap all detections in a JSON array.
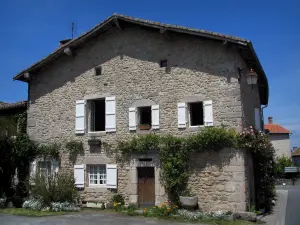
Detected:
[{"left": 0, "top": 0, "right": 299, "bottom": 147}]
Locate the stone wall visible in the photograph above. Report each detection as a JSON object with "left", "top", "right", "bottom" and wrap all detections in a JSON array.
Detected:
[
  {"left": 26, "top": 24, "right": 258, "bottom": 207},
  {"left": 188, "top": 148, "right": 253, "bottom": 212},
  {"left": 269, "top": 134, "right": 291, "bottom": 158}
]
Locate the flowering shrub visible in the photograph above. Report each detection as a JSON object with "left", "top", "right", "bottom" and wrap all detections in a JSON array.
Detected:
[
  {"left": 177, "top": 209, "right": 231, "bottom": 221},
  {"left": 0, "top": 197, "right": 6, "bottom": 208},
  {"left": 113, "top": 202, "right": 123, "bottom": 211},
  {"left": 22, "top": 199, "right": 43, "bottom": 211},
  {"left": 22, "top": 199, "right": 80, "bottom": 212},
  {"left": 51, "top": 202, "right": 80, "bottom": 212},
  {"left": 239, "top": 126, "right": 276, "bottom": 212},
  {"left": 151, "top": 201, "right": 178, "bottom": 217}
]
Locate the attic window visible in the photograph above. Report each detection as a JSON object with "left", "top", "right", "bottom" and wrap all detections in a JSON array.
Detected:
[
  {"left": 160, "top": 60, "right": 168, "bottom": 68},
  {"left": 95, "top": 66, "right": 102, "bottom": 76}
]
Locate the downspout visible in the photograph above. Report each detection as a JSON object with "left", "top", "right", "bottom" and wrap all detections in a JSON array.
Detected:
[{"left": 261, "top": 104, "right": 268, "bottom": 133}]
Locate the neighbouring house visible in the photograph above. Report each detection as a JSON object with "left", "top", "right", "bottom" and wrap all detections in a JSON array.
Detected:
[
  {"left": 291, "top": 147, "right": 300, "bottom": 167},
  {"left": 12, "top": 14, "right": 269, "bottom": 212},
  {"left": 265, "top": 117, "right": 291, "bottom": 158}
]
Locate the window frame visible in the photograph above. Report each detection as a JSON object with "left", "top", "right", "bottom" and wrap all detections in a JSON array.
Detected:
[
  {"left": 37, "top": 161, "right": 52, "bottom": 176},
  {"left": 87, "top": 99, "right": 106, "bottom": 133},
  {"left": 187, "top": 102, "right": 205, "bottom": 128},
  {"left": 88, "top": 165, "right": 107, "bottom": 187},
  {"left": 137, "top": 106, "right": 152, "bottom": 130}
]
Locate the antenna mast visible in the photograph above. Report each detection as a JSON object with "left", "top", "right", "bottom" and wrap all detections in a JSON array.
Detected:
[{"left": 71, "top": 22, "right": 75, "bottom": 39}]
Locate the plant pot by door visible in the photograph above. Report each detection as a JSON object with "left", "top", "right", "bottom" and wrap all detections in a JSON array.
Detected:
[{"left": 179, "top": 196, "right": 198, "bottom": 209}]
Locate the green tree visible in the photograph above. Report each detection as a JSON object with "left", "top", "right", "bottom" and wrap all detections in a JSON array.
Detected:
[{"left": 275, "top": 155, "right": 293, "bottom": 177}]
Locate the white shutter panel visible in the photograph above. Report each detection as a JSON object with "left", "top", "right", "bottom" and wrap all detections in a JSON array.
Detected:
[
  {"left": 151, "top": 105, "right": 160, "bottom": 129},
  {"left": 254, "top": 108, "right": 261, "bottom": 130},
  {"left": 106, "top": 164, "right": 117, "bottom": 188},
  {"left": 105, "top": 96, "right": 116, "bottom": 132},
  {"left": 30, "top": 160, "right": 37, "bottom": 176},
  {"left": 204, "top": 100, "right": 213, "bottom": 126},
  {"left": 74, "top": 164, "right": 85, "bottom": 188},
  {"left": 75, "top": 100, "right": 85, "bottom": 134},
  {"left": 51, "top": 161, "right": 60, "bottom": 173},
  {"left": 178, "top": 103, "right": 186, "bottom": 128},
  {"left": 129, "top": 107, "right": 137, "bottom": 131}
]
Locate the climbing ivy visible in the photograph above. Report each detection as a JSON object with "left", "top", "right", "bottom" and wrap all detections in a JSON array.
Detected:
[{"left": 118, "top": 126, "right": 276, "bottom": 211}]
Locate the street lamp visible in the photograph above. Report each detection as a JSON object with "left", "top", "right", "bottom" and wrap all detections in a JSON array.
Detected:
[{"left": 246, "top": 68, "right": 258, "bottom": 88}]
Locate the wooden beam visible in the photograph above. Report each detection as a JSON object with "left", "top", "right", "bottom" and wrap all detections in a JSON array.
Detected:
[
  {"left": 160, "top": 28, "right": 171, "bottom": 40},
  {"left": 114, "top": 18, "right": 124, "bottom": 30}
]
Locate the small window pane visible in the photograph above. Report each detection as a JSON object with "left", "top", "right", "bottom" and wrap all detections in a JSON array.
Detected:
[{"left": 88, "top": 165, "right": 107, "bottom": 185}]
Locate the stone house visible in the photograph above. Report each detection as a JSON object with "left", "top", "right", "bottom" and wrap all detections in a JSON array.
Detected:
[
  {"left": 13, "top": 14, "right": 269, "bottom": 211},
  {"left": 265, "top": 116, "right": 291, "bottom": 158}
]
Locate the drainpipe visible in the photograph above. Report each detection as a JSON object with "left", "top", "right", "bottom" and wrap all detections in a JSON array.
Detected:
[{"left": 261, "top": 104, "right": 268, "bottom": 133}]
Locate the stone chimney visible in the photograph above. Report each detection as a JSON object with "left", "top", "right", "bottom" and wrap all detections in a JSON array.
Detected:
[
  {"left": 59, "top": 39, "right": 72, "bottom": 46},
  {"left": 268, "top": 116, "right": 273, "bottom": 124}
]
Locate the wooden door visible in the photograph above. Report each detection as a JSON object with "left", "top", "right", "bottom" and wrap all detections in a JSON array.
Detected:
[{"left": 138, "top": 167, "right": 155, "bottom": 207}]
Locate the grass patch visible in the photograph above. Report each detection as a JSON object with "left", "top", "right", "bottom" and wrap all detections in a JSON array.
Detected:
[{"left": 0, "top": 208, "right": 69, "bottom": 217}]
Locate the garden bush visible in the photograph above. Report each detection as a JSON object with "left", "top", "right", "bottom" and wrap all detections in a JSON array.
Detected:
[
  {"left": 22, "top": 198, "right": 43, "bottom": 211},
  {"left": 29, "top": 171, "right": 78, "bottom": 207},
  {"left": 111, "top": 193, "right": 125, "bottom": 205},
  {"left": 0, "top": 197, "right": 6, "bottom": 208}
]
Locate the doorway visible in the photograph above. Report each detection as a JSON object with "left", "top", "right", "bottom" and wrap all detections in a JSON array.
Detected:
[{"left": 138, "top": 167, "right": 155, "bottom": 207}]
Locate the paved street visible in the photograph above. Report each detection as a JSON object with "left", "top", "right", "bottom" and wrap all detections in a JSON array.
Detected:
[
  {"left": 283, "top": 186, "right": 300, "bottom": 225},
  {"left": 0, "top": 211, "right": 197, "bottom": 225}
]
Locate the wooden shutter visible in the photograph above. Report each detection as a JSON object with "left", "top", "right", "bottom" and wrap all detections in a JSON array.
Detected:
[
  {"left": 75, "top": 100, "right": 85, "bottom": 134},
  {"left": 105, "top": 96, "right": 116, "bottom": 132},
  {"left": 74, "top": 164, "right": 85, "bottom": 188},
  {"left": 178, "top": 103, "right": 186, "bottom": 128},
  {"left": 51, "top": 161, "right": 60, "bottom": 173},
  {"left": 204, "top": 100, "right": 213, "bottom": 126},
  {"left": 129, "top": 107, "right": 137, "bottom": 131},
  {"left": 30, "top": 160, "right": 37, "bottom": 176},
  {"left": 106, "top": 164, "right": 117, "bottom": 188},
  {"left": 254, "top": 108, "right": 261, "bottom": 130},
  {"left": 151, "top": 105, "right": 159, "bottom": 129}
]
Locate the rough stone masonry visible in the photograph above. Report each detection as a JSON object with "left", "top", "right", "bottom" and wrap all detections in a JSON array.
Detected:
[{"left": 26, "top": 24, "right": 260, "bottom": 211}]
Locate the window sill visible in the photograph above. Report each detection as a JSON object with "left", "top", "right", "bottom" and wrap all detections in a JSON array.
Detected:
[
  {"left": 187, "top": 126, "right": 204, "bottom": 132},
  {"left": 88, "top": 131, "right": 106, "bottom": 137},
  {"left": 85, "top": 186, "right": 108, "bottom": 193}
]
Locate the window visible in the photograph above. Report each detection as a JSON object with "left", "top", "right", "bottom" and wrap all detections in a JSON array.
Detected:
[
  {"left": 95, "top": 66, "right": 102, "bottom": 76},
  {"left": 38, "top": 161, "right": 51, "bottom": 176},
  {"left": 160, "top": 59, "right": 168, "bottom": 68},
  {"left": 88, "top": 165, "right": 106, "bottom": 185},
  {"left": 188, "top": 102, "right": 204, "bottom": 126},
  {"left": 138, "top": 106, "right": 152, "bottom": 130},
  {"left": 89, "top": 99, "right": 105, "bottom": 132}
]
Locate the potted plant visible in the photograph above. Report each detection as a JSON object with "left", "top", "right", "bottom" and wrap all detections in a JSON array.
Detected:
[
  {"left": 139, "top": 124, "right": 151, "bottom": 130},
  {"left": 179, "top": 189, "right": 198, "bottom": 209}
]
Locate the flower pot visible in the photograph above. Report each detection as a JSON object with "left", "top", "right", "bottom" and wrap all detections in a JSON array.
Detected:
[
  {"left": 179, "top": 196, "right": 198, "bottom": 208},
  {"left": 139, "top": 124, "right": 151, "bottom": 130}
]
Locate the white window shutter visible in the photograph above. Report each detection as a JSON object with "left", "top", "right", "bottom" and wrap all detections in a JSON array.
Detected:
[
  {"left": 75, "top": 100, "right": 85, "bottom": 134},
  {"left": 74, "top": 164, "right": 85, "bottom": 188},
  {"left": 204, "top": 100, "right": 213, "bottom": 126},
  {"left": 106, "top": 164, "right": 117, "bottom": 188},
  {"left": 151, "top": 105, "right": 160, "bottom": 129},
  {"left": 30, "top": 160, "right": 37, "bottom": 176},
  {"left": 105, "top": 96, "right": 116, "bottom": 132},
  {"left": 129, "top": 107, "right": 137, "bottom": 131},
  {"left": 254, "top": 108, "right": 261, "bottom": 130},
  {"left": 178, "top": 103, "right": 186, "bottom": 128},
  {"left": 51, "top": 161, "right": 60, "bottom": 173}
]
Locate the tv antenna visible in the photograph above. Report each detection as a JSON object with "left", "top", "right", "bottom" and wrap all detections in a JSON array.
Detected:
[{"left": 71, "top": 22, "right": 75, "bottom": 39}]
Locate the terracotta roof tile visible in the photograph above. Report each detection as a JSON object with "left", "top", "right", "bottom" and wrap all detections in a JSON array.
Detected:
[
  {"left": 0, "top": 101, "right": 27, "bottom": 111},
  {"left": 292, "top": 148, "right": 300, "bottom": 156},
  {"left": 264, "top": 124, "right": 291, "bottom": 134}
]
